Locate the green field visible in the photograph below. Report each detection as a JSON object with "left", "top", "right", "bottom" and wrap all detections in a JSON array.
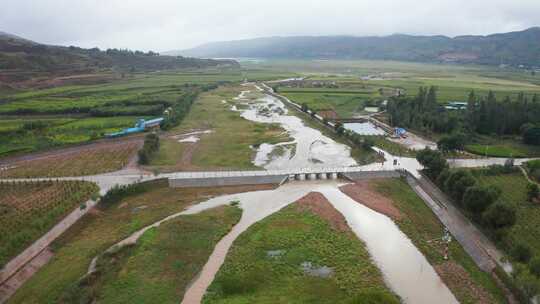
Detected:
[
  {"left": 8, "top": 181, "right": 270, "bottom": 303},
  {"left": 465, "top": 138, "right": 540, "bottom": 158},
  {"left": 62, "top": 205, "right": 241, "bottom": 303},
  {"left": 251, "top": 59, "right": 540, "bottom": 104},
  {"left": 204, "top": 195, "right": 398, "bottom": 304},
  {"left": 0, "top": 68, "right": 294, "bottom": 158},
  {"left": 474, "top": 172, "right": 540, "bottom": 257}
]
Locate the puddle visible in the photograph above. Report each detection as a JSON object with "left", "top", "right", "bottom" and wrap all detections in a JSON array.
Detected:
[
  {"left": 233, "top": 88, "right": 357, "bottom": 170},
  {"left": 266, "top": 250, "right": 286, "bottom": 259},
  {"left": 301, "top": 261, "right": 333, "bottom": 278},
  {"left": 319, "top": 186, "right": 458, "bottom": 304},
  {"left": 344, "top": 122, "right": 386, "bottom": 136},
  {"left": 178, "top": 136, "right": 200, "bottom": 143}
]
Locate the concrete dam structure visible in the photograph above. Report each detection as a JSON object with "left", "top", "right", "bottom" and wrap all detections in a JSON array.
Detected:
[{"left": 167, "top": 168, "right": 401, "bottom": 188}]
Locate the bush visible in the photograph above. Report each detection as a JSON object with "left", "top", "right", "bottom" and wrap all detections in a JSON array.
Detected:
[
  {"left": 530, "top": 257, "right": 540, "bottom": 277},
  {"left": 444, "top": 170, "right": 476, "bottom": 203},
  {"left": 511, "top": 242, "right": 533, "bottom": 263},
  {"left": 463, "top": 185, "right": 500, "bottom": 215},
  {"left": 482, "top": 202, "right": 517, "bottom": 230},
  {"left": 138, "top": 133, "right": 160, "bottom": 165},
  {"left": 527, "top": 183, "right": 539, "bottom": 201},
  {"left": 99, "top": 181, "right": 161, "bottom": 208}
]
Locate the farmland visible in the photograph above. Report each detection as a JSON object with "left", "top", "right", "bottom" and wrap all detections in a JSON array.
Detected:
[
  {"left": 204, "top": 193, "right": 399, "bottom": 304},
  {"left": 8, "top": 181, "right": 274, "bottom": 303},
  {"left": 0, "top": 140, "right": 141, "bottom": 178},
  {"left": 0, "top": 180, "right": 98, "bottom": 267},
  {"left": 0, "top": 68, "right": 294, "bottom": 159}
]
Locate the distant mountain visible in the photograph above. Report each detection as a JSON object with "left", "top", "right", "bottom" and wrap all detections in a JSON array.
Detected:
[
  {"left": 0, "top": 31, "right": 239, "bottom": 84},
  {"left": 175, "top": 27, "right": 540, "bottom": 67}
]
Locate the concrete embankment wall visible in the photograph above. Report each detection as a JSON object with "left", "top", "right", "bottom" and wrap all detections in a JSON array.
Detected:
[
  {"left": 342, "top": 170, "right": 401, "bottom": 181},
  {"left": 169, "top": 175, "right": 288, "bottom": 188}
]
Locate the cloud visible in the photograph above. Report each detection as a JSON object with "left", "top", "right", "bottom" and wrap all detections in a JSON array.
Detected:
[{"left": 1, "top": 0, "right": 539, "bottom": 51}]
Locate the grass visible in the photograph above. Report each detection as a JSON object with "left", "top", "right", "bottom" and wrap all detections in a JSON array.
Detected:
[
  {"left": 0, "top": 180, "right": 98, "bottom": 267},
  {"left": 372, "top": 178, "right": 506, "bottom": 304},
  {"left": 0, "top": 141, "right": 140, "bottom": 178},
  {"left": 60, "top": 205, "right": 242, "bottom": 303},
  {"left": 204, "top": 199, "right": 398, "bottom": 303},
  {"left": 474, "top": 171, "right": 540, "bottom": 257},
  {"left": 8, "top": 181, "right": 273, "bottom": 304},
  {"left": 280, "top": 91, "right": 371, "bottom": 117},
  {"left": 151, "top": 85, "right": 291, "bottom": 171},
  {"left": 465, "top": 139, "right": 540, "bottom": 158}
]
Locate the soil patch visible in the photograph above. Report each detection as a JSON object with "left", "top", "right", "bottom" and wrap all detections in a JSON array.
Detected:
[
  {"left": 295, "top": 192, "right": 349, "bottom": 232},
  {"left": 340, "top": 180, "right": 402, "bottom": 220},
  {"left": 435, "top": 261, "right": 492, "bottom": 304}
]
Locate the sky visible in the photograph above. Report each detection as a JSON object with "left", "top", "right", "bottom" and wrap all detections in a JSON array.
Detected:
[{"left": 1, "top": 0, "right": 539, "bottom": 52}]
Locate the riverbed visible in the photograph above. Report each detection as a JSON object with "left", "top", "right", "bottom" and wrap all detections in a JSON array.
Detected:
[
  {"left": 233, "top": 87, "right": 357, "bottom": 169},
  {"left": 180, "top": 181, "right": 458, "bottom": 304}
]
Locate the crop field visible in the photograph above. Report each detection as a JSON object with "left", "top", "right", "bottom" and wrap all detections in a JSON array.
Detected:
[
  {"left": 62, "top": 205, "right": 242, "bottom": 303},
  {"left": 0, "top": 141, "right": 141, "bottom": 178},
  {"left": 204, "top": 194, "right": 399, "bottom": 303},
  {"left": 371, "top": 179, "right": 505, "bottom": 303},
  {"left": 253, "top": 59, "right": 540, "bottom": 105},
  {"left": 8, "top": 181, "right": 274, "bottom": 303},
  {"left": 475, "top": 172, "right": 540, "bottom": 257},
  {"left": 0, "top": 180, "right": 98, "bottom": 267}
]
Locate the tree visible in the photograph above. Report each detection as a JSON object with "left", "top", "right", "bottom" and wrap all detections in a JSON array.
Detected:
[
  {"left": 512, "top": 242, "right": 533, "bottom": 263},
  {"left": 524, "top": 126, "right": 540, "bottom": 145},
  {"left": 443, "top": 170, "right": 477, "bottom": 202},
  {"left": 437, "top": 133, "right": 466, "bottom": 153},
  {"left": 530, "top": 257, "right": 540, "bottom": 277},
  {"left": 463, "top": 185, "right": 500, "bottom": 215},
  {"left": 482, "top": 202, "right": 517, "bottom": 230},
  {"left": 416, "top": 148, "right": 448, "bottom": 178},
  {"left": 301, "top": 103, "right": 309, "bottom": 112},
  {"left": 334, "top": 122, "right": 344, "bottom": 135}
]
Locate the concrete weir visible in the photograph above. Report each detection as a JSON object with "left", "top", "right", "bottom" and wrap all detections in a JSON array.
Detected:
[{"left": 167, "top": 169, "right": 400, "bottom": 188}]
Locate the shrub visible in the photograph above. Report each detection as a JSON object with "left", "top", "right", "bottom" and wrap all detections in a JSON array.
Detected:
[
  {"left": 511, "top": 242, "right": 533, "bottom": 263},
  {"left": 138, "top": 133, "right": 160, "bottom": 165},
  {"left": 444, "top": 170, "right": 476, "bottom": 203},
  {"left": 527, "top": 183, "right": 540, "bottom": 201},
  {"left": 530, "top": 257, "right": 540, "bottom": 277},
  {"left": 482, "top": 202, "right": 517, "bottom": 230}
]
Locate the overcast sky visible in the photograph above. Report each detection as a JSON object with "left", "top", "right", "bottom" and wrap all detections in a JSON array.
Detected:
[{"left": 1, "top": 0, "right": 539, "bottom": 52}]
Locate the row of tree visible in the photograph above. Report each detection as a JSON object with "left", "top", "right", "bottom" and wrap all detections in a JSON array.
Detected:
[
  {"left": 417, "top": 149, "right": 540, "bottom": 299},
  {"left": 387, "top": 87, "right": 540, "bottom": 145}
]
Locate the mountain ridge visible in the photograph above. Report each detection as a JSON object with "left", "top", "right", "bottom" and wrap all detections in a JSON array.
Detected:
[{"left": 173, "top": 27, "right": 540, "bottom": 67}]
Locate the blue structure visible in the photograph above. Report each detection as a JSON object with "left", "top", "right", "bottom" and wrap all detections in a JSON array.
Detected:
[
  {"left": 106, "top": 117, "right": 164, "bottom": 138},
  {"left": 394, "top": 127, "right": 407, "bottom": 137}
]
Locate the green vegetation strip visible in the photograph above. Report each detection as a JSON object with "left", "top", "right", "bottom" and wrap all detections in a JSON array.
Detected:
[
  {"left": 61, "top": 205, "right": 241, "bottom": 303},
  {"left": 204, "top": 200, "right": 398, "bottom": 304}
]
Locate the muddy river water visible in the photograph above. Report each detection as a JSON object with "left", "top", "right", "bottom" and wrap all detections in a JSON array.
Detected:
[{"left": 180, "top": 181, "right": 458, "bottom": 304}]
